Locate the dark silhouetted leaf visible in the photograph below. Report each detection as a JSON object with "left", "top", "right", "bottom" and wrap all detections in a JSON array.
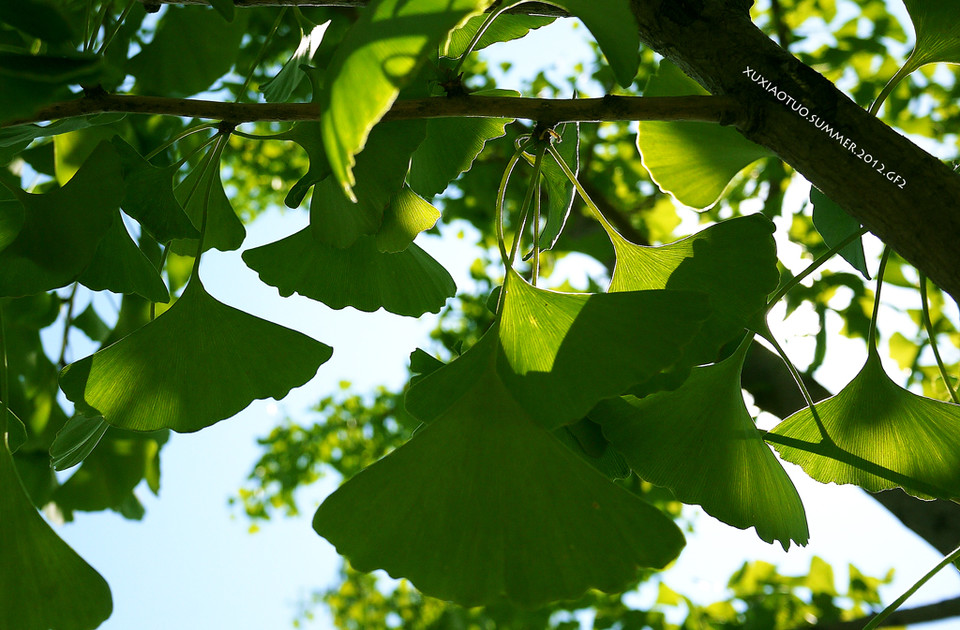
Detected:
[
  {"left": 810, "top": 187, "right": 869, "bottom": 279},
  {"left": 171, "top": 146, "right": 245, "bottom": 255},
  {"left": 78, "top": 213, "right": 170, "bottom": 302},
  {"left": 376, "top": 186, "right": 441, "bottom": 253},
  {"left": 537, "top": 121, "right": 578, "bottom": 250},
  {"left": 279, "top": 121, "right": 331, "bottom": 208}
]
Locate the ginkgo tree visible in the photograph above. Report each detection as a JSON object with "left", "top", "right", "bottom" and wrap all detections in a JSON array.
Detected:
[{"left": 1, "top": 0, "right": 960, "bottom": 629}]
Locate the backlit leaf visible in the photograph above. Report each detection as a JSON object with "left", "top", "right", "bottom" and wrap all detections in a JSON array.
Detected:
[
  {"left": 320, "top": 0, "right": 491, "bottom": 197},
  {"left": 59, "top": 277, "right": 332, "bottom": 433},
  {"left": 50, "top": 414, "right": 109, "bottom": 471},
  {"left": 607, "top": 214, "right": 779, "bottom": 364},
  {"left": 311, "top": 120, "right": 426, "bottom": 248},
  {"left": 316, "top": 330, "right": 685, "bottom": 608},
  {"left": 496, "top": 268, "right": 710, "bottom": 429},
  {"left": 444, "top": 13, "right": 555, "bottom": 56},
  {"left": 243, "top": 228, "right": 455, "bottom": 317},
  {"left": 78, "top": 213, "right": 170, "bottom": 303},
  {"left": 768, "top": 348, "right": 960, "bottom": 500},
  {"left": 127, "top": 7, "right": 248, "bottom": 97},
  {"left": 537, "top": 121, "right": 578, "bottom": 250},
  {"left": 0, "top": 443, "right": 112, "bottom": 630},
  {"left": 901, "top": 0, "right": 960, "bottom": 69},
  {"left": 171, "top": 146, "right": 246, "bottom": 255},
  {"left": 637, "top": 61, "right": 772, "bottom": 209},
  {"left": 112, "top": 136, "right": 200, "bottom": 243},
  {"left": 262, "top": 21, "right": 330, "bottom": 103},
  {"left": 279, "top": 121, "right": 331, "bottom": 208},
  {"left": 810, "top": 187, "right": 869, "bottom": 279},
  {"left": 376, "top": 185, "right": 441, "bottom": 253},
  {"left": 0, "top": 141, "right": 121, "bottom": 297},
  {"left": 594, "top": 338, "right": 810, "bottom": 550}
]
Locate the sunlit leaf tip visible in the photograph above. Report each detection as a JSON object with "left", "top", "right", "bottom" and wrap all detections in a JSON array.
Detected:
[{"left": 59, "top": 277, "right": 333, "bottom": 433}]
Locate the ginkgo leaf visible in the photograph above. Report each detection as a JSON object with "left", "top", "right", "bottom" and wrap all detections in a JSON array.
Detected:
[
  {"left": 637, "top": 61, "right": 773, "bottom": 209},
  {"left": 316, "top": 330, "right": 685, "bottom": 608},
  {"left": 50, "top": 414, "right": 109, "bottom": 471},
  {"left": 59, "top": 277, "right": 332, "bottom": 433},
  {"left": 537, "top": 121, "right": 578, "bottom": 250},
  {"left": 5, "top": 407, "right": 27, "bottom": 453},
  {"left": 206, "top": 0, "right": 235, "bottom": 21},
  {"left": 320, "top": 0, "right": 491, "bottom": 198},
  {"left": 376, "top": 185, "right": 441, "bottom": 253},
  {"left": 262, "top": 21, "right": 330, "bottom": 103},
  {"left": 0, "top": 198, "right": 24, "bottom": 253},
  {"left": 768, "top": 348, "right": 960, "bottom": 500},
  {"left": 78, "top": 213, "right": 170, "bottom": 303},
  {"left": 0, "top": 443, "right": 112, "bottom": 630},
  {"left": 407, "top": 94, "right": 514, "bottom": 197},
  {"left": 495, "top": 268, "right": 709, "bottom": 429},
  {"left": 243, "top": 228, "right": 456, "bottom": 317},
  {"left": 810, "top": 187, "right": 869, "bottom": 279},
  {"left": 444, "top": 12, "right": 555, "bottom": 56},
  {"left": 593, "top": 338, "right": 809, "bottom": 550},
  {"left": 0, "top": 0, "right": 74, "bottom": 43},
  {"left": 170, "top": 148, "right": 246, "bottom": 256},
  {"left": 607, "top": 214, "right": 779, "bottom": 365},
  {"left": 0, "top": 52, "right": 103, "bottom": 124},
  {"left": 111, "top": 136, "right": 200, "bottom": 243},
  {"left": 532, "top": 0, "right": 640, "bottom": 87},
  {"left": 0, "top": 140, "right": 121, "bottom": 297},
  {"left": 279, "top": 121, "right": 331, "bottom": 209},
  {"left": 311, "top": 120, "right": 425, "bottom": 249},
  {"left": 901, "top": 0, "right": 960, "bottom": 70},
  {"left": 127, "top": 7, "right": 248, "bottom": 97}
]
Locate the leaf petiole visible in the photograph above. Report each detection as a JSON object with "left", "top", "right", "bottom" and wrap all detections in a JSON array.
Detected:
[
  {"left": 767, "top": 225, "right": 869, "bottom": 308},
  {"left": 919, "top": 272, "right": 959, "bottom": 403},
  {"left": 545, "top": 143, "right": 618, "bottom": 236},
  {"left": 451, "top": 1, "right": 526, "bottom": 77}
]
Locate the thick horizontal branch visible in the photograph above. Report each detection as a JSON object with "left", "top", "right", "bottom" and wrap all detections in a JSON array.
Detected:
[
  {"left": 4, "top": 93, "right": 738, "bottom": 127},
  {"left": 137, "top": 0, "right": 569, "bottom": 16}
]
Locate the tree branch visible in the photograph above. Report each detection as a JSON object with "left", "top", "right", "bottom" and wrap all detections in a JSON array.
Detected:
[
  {"left": 136, "top": 0, "right": 569, "bottom": 16},
  {"left": 2, "top": 93, "right": 738, "bottom": 127},
  {"left": 630, "top": 0, "right": 960, "bottom": 304}
]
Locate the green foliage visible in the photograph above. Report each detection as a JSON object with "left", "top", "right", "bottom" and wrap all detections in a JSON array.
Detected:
[{"left": 2, "top": 0, "right": 960, "bottom": 627}]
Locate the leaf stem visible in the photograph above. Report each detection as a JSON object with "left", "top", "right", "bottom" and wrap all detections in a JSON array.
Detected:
[
  {"left": 919, "top": 272, "right": 959, "bottom": 404},
  {"left": 97, "top": 0, "right": 137, "bottom": 56},
  {"left": 451, "top": 1, "right": 519, "bottom": 76},
  {"left": 151, "top": 244, "right": 172, "bottom": 321},
  {"left": 545, "top": 143, "right": 618, "bottom": 236},
  {"left": 145, "top": 122, "right": 219, "bottom": 161},
  {"left": 508, "top": 144, "right": 546, "bottom": 268},
  {"left": 236, "top": 7, "right": 288, "bottom": 103},
  {"left": 495, "top": 140, "right": 528, "bottom": 270},
  {"left": 531, "top": 177, "right": 542, "bottom": 286},
  {"left": 869, "top": 55, "right": 916, "bottom": 117},
  {"left": 193, "top": 134, "right": 229, "bottom": 271},
  {"left": 58, "top": 283, "right": 80, "bottom": 368},
  {"left": 867, "top": 246, "right": 891, "bottom": 351},
  {"left": 767, "top": 226, "right": 869, "bottom": 307},
  {"left": 765, "top": 332, "right": 834, "bottom": 445},
  {"left": 863, "top": 542, "right": 960, "bottom": 630}
]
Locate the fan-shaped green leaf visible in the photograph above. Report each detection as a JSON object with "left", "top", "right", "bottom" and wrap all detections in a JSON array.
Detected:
[
  {"left": 376, "top": 185, "right": 441, "bottom": 253},
  {"left": 607, "top": 214, "right": 779, "bottom": 364},
  {"left": 901, "top": 0, "right": 960, "bottom": 69},
  {"left": 0, "top": 141, "right": 121, "bottom": 297},
  {"left": 50, "top": 414, "right": 109, "bottom": 471},
  {"left": 59, "top": 277, "right": 332, "bottom": 433},
  {"left": 262, "top": 21, "right": 330, "bottom": 103},
  {"left": 111, "top": 136, "right": 200, "bottom": 243},
  {"left": 407, "top": 94, "right": 513, "bottom": 197},
  {"left": 532, "top": 0, "right": 639, "bottom": 87},
  {"left": 73, "top": 303, "right": 111, "bottom": 343},
  {"left": 279, "top": 121, "right": 331, "bottom": 209},
  {"left": 810, "top": 187, "right": 869, "bottom": 279},
  {"left": 444, "top": 12, "right": 555, "bottom": 56},
  {"left": 637, "top": 61, "right": 773, "bottom": 209},
  {"left": 317, "top": 330, "right": 685, "bottom": 608},
  {"left": 537, "top": 121, "right": 578, "bottom": 250},
  {"left": 171, "top": 149, "right": 245, "bottom": 256},
  {"left": 496, "top": 268, "right": 709, "bottom": 429},
  {"left": 243, "top": 228, "right": 455, "bottom": 317},
  {"left": 320, "top": 0, "right": 491, "bottom": 197},
  {"left": 311, "top": 120, "right": 426, "bottom": 248},
  {"left": 0, "top": 198, "right": 24, "bottom": 253},
  {"left": 594, "top": 338, "right": 809, "bottom": 550},
  {"left": 79, "top": 213, "right": 170, "bottom": 302},
  {"left": 768, "top": 348, "right": 960, "bottom": 500},
  {"left": 0, "top": 443, "right": 112, "bottom": 630},
  {"left": 127, "top": 7, "right": 248, "bottom": 97}
]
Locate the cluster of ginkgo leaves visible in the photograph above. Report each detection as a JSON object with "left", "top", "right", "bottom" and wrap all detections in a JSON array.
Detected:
[{"left": 1, "top": 0, "right": 960, "bottom": 628}]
